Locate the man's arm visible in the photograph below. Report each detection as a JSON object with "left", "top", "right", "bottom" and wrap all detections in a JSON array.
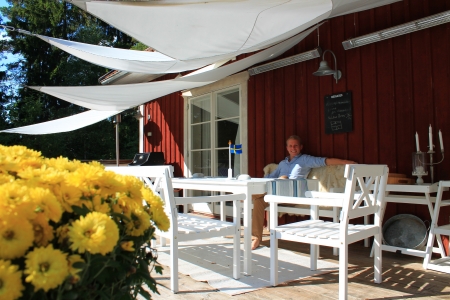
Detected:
[
  {"left": 265, "top": 167, "right": 280, "bottom": 178},
  {"left": 325, "top": 158, "right": 357, "bottom": 165}
]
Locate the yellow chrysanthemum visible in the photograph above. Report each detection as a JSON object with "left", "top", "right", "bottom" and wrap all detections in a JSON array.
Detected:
[
  {"left": 125, "top": 209, "right": 152, "bottom": 237},
  {"left": 67, "top": 254, "right": 85, "bottom": 284},
  {"left": 120, "top": 241, "right": 135, "bottom": 252},
  {"left": 142, "top": 188, "right": 170, "bottom": 232},
  {"left": 96, "top": 171, "right": 124, "bottom": 199},
  {"left": 69, "top": 164, "right": 105, "bottom": 190},
  {"left": 92, "top": 194, "right": 111, "bottom": 214},
  {"left": 115, "top": 174, "right": 143, "bottom": 202},
  {"left": 55, "top": 224, "right": 70, "bottom": 245},
  {"left": 29, "top": 187, "right": 63, "bottom": 223},
  {"left": 31, "top": 213, "right": 54, "bottom": 247},
  {"left": 0, "top": 182, "right": 35, "bottom": 220},
  {"left": 0, "top": 173, "right": 14, "bottom": 185},
  {"left": 68, "top": 212, "right": 119, "bottom": 255},
  {"left": 24, "top": 245, "right": 69, "bottom": 292},
  {"left": 0, "top": 145, "right": 42, "bottom": 174},
  {"left": 53, "top": 183, "right": 83, "bottom": 213},
  {"left": 44, "top": 156, "right": 81, "bottom": 172},
  {"left": 0, "top": 260, "right": 24, "bottom": 300},
  {"left": 0, "top": 215, "right": 34, "bottom": 260}
]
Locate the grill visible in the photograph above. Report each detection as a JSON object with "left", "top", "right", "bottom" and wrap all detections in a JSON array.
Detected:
[{"left": 128, "top": 152, "right": 165, "bottom": 166}]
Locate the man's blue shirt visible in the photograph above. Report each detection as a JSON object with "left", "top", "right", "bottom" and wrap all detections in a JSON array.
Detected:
[{"left": 265, "top": 154, "right": 327, "bottom": 179}]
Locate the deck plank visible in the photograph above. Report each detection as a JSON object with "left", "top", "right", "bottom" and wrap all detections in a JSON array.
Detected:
[{"left": 145, "top": 229, "right": 450, "bottom": 299}]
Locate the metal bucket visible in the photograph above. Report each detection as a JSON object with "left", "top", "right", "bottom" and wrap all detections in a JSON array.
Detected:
[{"left": 382, "top": 214, "right": 428, "bottom": 250}]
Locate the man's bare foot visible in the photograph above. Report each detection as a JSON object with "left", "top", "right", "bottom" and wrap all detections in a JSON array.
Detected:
[{"left": 251, "top": 238, "right": 260, "bottom": 250}]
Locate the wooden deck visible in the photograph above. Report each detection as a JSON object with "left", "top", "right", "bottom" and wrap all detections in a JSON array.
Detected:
[{"left": 146, "top": 231, "right": 450, "bottom": 300}]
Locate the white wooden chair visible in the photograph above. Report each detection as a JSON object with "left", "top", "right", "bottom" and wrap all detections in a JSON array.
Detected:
[
  {"left": 157, "top": 169, "right": 245, "bottom": 293},
  {"left": 265, "top": 164, "right": 388, "bottom": 300},
  {"left": 423, "top": 180, "right": 450, "bottom": 273}
]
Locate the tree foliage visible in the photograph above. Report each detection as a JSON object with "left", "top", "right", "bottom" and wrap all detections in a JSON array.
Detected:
[{"left": 0, "top": 0, "right": 140, "bottom": 160}]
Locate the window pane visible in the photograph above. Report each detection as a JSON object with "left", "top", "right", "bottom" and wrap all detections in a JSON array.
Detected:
[
  {"left": 216, "top": 88, "right": 239, "bottom": 120},
  {"left": 192, "top": 151, "right": 211, "bottom": 176},
  {"left": 191, "top": 123, "right": 210, "bottom": 150},
  {"left": 216, "top": 118, "right": 239, "bottom": 148},
  {"left": 191, "top": 96, "right": 211, "bottom": 124},
  {"left": 217, "top": 149, "right": 240, "bottom": 177}
]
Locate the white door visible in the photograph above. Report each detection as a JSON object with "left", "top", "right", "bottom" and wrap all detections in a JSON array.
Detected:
[{"left": 188, "top": 86, "right": 242, "bottom": 214}]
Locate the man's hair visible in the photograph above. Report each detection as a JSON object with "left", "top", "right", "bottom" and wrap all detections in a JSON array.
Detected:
[{"left": 286, "top": 135, "right": 302, "bottom": 145}]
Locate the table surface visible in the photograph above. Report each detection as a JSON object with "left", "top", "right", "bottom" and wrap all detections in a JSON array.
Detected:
[
  {"left": 384, "top": 182, "right": 439, "bottom": 193},
  {"left": 172, "top": 177, "right": 273, "bottom": 184}
]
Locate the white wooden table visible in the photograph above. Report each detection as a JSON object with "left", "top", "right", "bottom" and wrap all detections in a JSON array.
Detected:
[
  {"left": 171, "top": 177, "right": 273, "bottom": 275},
  {"left": 105, "top": 165, "right": 174, "bottom": 192},
  {"left": 372, "top": 183, "right": 447, "bottom": 258}
]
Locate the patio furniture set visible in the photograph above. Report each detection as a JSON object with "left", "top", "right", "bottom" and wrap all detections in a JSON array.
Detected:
[{"left": 106, "top": 165, "right": 450, "bottom": 300}]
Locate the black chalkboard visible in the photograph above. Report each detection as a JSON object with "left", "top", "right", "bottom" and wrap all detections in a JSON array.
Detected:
[{"left": 324, "top": 92, "right": 353, "bottom": 134}]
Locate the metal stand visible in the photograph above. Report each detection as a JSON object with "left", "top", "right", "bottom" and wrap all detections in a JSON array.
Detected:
[{"left": 424, "top": 149, "right": 444, "bottom": 184}]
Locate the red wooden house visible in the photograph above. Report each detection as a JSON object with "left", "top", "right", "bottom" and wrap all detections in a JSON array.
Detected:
[{"left": 111, "top": 0, "right": 450, "bottom": 249}]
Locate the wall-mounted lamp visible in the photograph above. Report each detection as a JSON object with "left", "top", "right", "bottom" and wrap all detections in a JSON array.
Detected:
[
  {"left": 113, "top": 114, "right": 121, "bottom": 124},
  {"left": 312, "top": 49, "right": 342, "bottom": 83},
  {"left": 134, "top": 110, "right": 143, "bottom": 120}
]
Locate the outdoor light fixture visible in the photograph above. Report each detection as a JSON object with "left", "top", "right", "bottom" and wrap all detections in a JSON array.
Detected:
[
  {"left": 248, "top": 47, "right": 322, "bottom": 76},
  {"left": 134, "top": 110, "right": 143, "bottom": 120},
  {"left": 312, "top": 49, "right": 341, "bottom": 83},
  {"left": 342, "top": 10, "right": 450, "bottom": 50}
]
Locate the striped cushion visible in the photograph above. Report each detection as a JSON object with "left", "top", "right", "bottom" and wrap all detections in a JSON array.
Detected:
[{"left": 266, "top": 179, "right": 308, "bottom": 197}]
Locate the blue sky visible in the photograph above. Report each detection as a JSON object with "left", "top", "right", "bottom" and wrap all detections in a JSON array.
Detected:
[{"left": 0, "top": 0, "right": 21, "bottom": 70}]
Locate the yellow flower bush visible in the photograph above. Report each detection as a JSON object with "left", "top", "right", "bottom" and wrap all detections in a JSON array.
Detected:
[{"left": 0, "top": 145, "right": 170, "bottom": 299}]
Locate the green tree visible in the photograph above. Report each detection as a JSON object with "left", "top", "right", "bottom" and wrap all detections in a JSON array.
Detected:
[{"left": 0, "top": 0, "right": 140, "bottom": 160}]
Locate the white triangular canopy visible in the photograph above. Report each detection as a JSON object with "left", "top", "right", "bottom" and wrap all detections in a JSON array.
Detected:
[
  {"left": 329, "top": 0, "right": 401, "bottom": 17},
  {"left": 0, "top": 110, "right": 120, "bottom": 135},
  {"left": 67, "top": 0, "right": 401, "bottom": 61},
  {"left": 30, "top": 27, "right": 315, "bottom": 111},
  {"left": 37, "top": 34, "right": 236, "bottom": 74},
  {"left": 68, "top": 0, "right": 332, "bottom": 60}
]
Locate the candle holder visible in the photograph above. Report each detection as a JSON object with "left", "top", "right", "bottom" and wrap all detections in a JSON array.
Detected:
[
  {"left": 412, "top": 152, "right": 428, "bottom": 184},
  {"left": 414, "top": 128, "right": 445, "bottom": 183},
  {"left": 425, "top": 149, "right": 444, "bottom": 184}
]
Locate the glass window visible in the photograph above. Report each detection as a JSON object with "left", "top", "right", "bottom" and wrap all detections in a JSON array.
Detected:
[
  {"left": 191, "top": 95, "right": 211, "bottom": 124},
  {"left": 216, "top": 89, "right": 239, "bottom": 120},
  {"left": 191, "top": 123, "right": 211, "bottom": 150},
  {"left": 191, "top": 151, "right": 211, "bottom": 176},
  {"left": 188, "top": 86, "right": 241, "bottom": 177}
]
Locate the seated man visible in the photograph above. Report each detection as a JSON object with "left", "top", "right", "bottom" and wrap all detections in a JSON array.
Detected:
[{"left": 251, "top": 135, "right": 356, "bottom": 250}]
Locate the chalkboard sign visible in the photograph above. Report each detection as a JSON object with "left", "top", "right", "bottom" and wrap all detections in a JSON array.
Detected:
[{"left": 324, "top": 92, "right": 353, "bottom": 134}]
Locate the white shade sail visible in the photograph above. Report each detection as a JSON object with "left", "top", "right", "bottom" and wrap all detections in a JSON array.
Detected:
[
  {"left": 29, "top": 26, "right": 316, "bottom": 111},
  {"left": 0, "top": 110, "right": 121, "bottom": 135},
  {"left": 68, "top": 0, "right": 332, "bottom": 60},
  {"left": 37, "top": 34, "right": 237, "bottom": 74},
  {"left": 329, "top": 0, "right": 401, "bottom": 18},
  {"left": 67, "top": 0, "right": 401, "bottom": 61}
]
